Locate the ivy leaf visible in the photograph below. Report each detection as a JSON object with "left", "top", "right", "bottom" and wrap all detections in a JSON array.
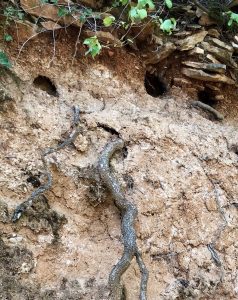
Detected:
[
  {"left": 138, "top": 0, "right": 155, "bottom": 10},
  {"left": 137, "top": 8, "right": 147, "bottom": 20},
  {"left": 129, "top": 7, "right": 147, "bottom": 22},
  {"left": 58, "top": 7, "right": 69, "bottom": 17},
  {"left": 227, "top": 11, "right": 238, "bottom": 26},
  {"left": 0, "top": 51, "right": 12, "bottom": 68},
  {"left": 4, "top": 34, "right": 13, "bottom": 42},
  {"left": 120, "top": 0, "right": 128, "bottom": 5},
  {"left": 83, "top": 36, "right": 102, "bottom": 58},
  {"left": 165, "top": 0, "right": 173, "bottom": 9},
  {"left": 160, "top": 18, "right": 176, "bottom": 34},
  {"left": 103, "top": 16, "right": 115, "bottom": 27}
]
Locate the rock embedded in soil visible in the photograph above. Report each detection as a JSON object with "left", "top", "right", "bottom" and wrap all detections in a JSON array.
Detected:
[{"left": 182, "top": 67, "right": 236, "bottom": 84}]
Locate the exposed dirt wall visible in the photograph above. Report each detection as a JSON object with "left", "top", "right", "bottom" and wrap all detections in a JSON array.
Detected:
[{"left": 0, "top": 34, "right": 238, "bottom": 299}]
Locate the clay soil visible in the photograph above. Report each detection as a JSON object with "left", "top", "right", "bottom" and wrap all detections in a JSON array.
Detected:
[{"left": 0, "top": 30, "right": 238, "bottom": 299}]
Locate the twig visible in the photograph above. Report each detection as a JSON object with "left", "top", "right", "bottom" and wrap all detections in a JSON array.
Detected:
[
  {"left": 191, "top": 101, "right": 224, "bottom": 121},
  {"left": 97, "top": 139, "right": 148, "bottom": 300}
]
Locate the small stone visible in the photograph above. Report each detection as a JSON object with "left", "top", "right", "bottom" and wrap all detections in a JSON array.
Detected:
[
  {"left": 205, "top": 83, "right": 220, "bottom": 91},
  {"left": 176, "top": 30, "right": 208, "bottom": 51},
  {"left": 108, "top": 50, "right": 114, "bottom": 57},
  {"left": 234, "top": 35, "right": 238, "bottom": 44},
  {"left": 182, "top": 61, "right": 226, "bottom": 74},
  {"left": 208, "top": 37, "right": 233, "bottom": 52},
  {"left": 201, "top": 42, "right": 237, "bottom": 68},
  {"left": 74, "top": 134, "right": 89, "bottom": 152},
  {"left": 9, "top": 236, "right": 23, "bottom": 244},
  {"left": 144, "top": 42, "right": 176, "bottom": 64},
  {"left": 173, "top": 77, "right": 192, "bottom": 87},
  {"left": 215, "top": 95, "right": 225, "bottom": 100},
  {"left": 41, "top": 20, "right": 62, "bottom": 30},
  {"left": 231, "top": 42, "right": 238, "bottom": 53},
  {"left": 206, "top": 54, "right": 221, "bottom": 64},
  {"left": 205, "top": 198, "right": 218, "bottom": 211},
  {"left": 188, "top": 47, "right": 204, "bottom": 56},
  {"left": 182, "top": 68, "right": 235, "bottom": 84},
  {"left": 207, "top": 29, "right": 220, "bottom": 38}
]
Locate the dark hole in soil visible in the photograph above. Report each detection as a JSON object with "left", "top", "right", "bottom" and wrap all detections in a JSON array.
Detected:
[
  {"left": 231, "top": 5, "right": 238, "bottom": 14},
  {"left": 97, "top": 122, "right": 120, "bottom": 136},
  {"left": 33, "top": 75, "right": 58, "bottom": 97},
  {"left": 27, "top": 175, "right": 41, "bottom": 188},
  {"left": 144, "top": 71, "right": 167, "bottom": 97},
  {"left": 122, "top": 146, "right": 128, "bottom": 158},
  {"left": 197, "top": 88, "right": 217, "bottom": 107},
  {"left": 230, "top": 145, "right": 238, "bottom": 156}
]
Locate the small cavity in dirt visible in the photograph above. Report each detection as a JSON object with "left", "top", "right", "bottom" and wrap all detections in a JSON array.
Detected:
[
  {"left": 33, "top": 75, "right": 58, "bottom": 97},
  {"left": 197, "top": 88, "right": 217, "bottom": 107},
  {"left": 144, "top": 71, "right": 167, "bottom": 97}
]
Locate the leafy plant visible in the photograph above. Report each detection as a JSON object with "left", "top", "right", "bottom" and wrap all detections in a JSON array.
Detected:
[
  {"left": 83, "top": 36, "right": 102, "bottom": 58},
  {"left": 103, "top": 16, "right": 116, "bottom": 27},
  {"left": 58, "top": 7, "right": 70, "bottom": 17},
  {"left": 0, "top": 52, "right": 12, "bottom": 69},
  {"left": 160, "top": 18, "right": 176, "bottom": 34},
  {"left": 226, "top": 11, "right": 238, "bottom": 26},
  {"left": 4, "top": 6, "right": 25, "bottom": 21},
  {"left": 165, "top": 0, "right": 173, "bottom": 9},
  {"left": 4, "top": 34, "right": 13, "bottom": 42},
  {"left": 129, "top": 0, "right": 155, "bottom": 23}
]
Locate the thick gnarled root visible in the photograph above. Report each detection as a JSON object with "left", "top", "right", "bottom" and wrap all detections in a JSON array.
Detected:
[{"left": 98, "top": 138, "right": 149, "bottom": 300}]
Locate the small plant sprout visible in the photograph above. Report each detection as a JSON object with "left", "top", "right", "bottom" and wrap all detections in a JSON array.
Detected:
[
  {"left": 103, "top": 16, "right": 116, "bottom": 27},
  {"left": 226, "top": 11, "right": 238, "bottom": 26},
  {"left": 165, "top": 0, "right": 173, "bottom": 9},
  {"left": 83, "top": 36, "right": 102, "bottom": 58},
  {"left": 160, "top": 18, "right": 176, "bottom": 34},
  {"left": 0, "top": 51, "right": 12, "bottom": 68}
]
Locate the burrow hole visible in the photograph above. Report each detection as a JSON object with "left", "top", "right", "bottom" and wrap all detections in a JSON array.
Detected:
[
  {"left": 144, "top": 71, "right": 167, "bottom": 97},
  {"left": 231, "top": 145, "right": 238, "bottom": 156},
  {"left": 197, "top": 88, "right": 217, "bottom": 107},
  {"left": 33, "top": 75, "right": 58, "bottom": 97},
  {"left": 231, "top": 5, "right": 238, "bottom": 14}
]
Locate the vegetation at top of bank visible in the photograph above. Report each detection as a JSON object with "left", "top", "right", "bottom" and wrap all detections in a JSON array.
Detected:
[{"left": 0, "top": 0, "right": 238, "bottom": 66}]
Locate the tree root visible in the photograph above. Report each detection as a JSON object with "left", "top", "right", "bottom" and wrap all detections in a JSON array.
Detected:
[
  {"left": 97, "top": 138, "right": 148, "bottom": 300},
  {"left": 12, "top": 106, "right": 81, "bottom": 222},
  {"left": 192, "top": 101, "right": 224, "bottom": 121}
]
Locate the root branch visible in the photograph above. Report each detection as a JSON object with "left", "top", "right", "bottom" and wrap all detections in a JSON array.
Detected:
[{"left": 98, "top": 138, "right": 148, "bottom": 300}]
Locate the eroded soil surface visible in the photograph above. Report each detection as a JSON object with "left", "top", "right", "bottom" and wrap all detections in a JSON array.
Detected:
[{"left": 0, "top": 34, "right": 238, "bottom": 299}]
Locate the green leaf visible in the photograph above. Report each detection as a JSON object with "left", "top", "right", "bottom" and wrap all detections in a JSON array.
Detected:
[
  {"left": 138, "top": 0, "right": 155, "bottom": 9},
  {"left": 137, "top": 8, "right": 147, "bottom": 20},
  {"left": 83, "top": 36, "right": 102, "bottom": 58},
  {"left": 0, "top": 51, "right": 12, "bottom": 68},
  {"left": 58, "top": 7, "right": 69, "bottom": 17},
  {"left": 160, "top": 18, "right": 176, "bottom": 34},
  {"left": 4, "top": 34, "right": 13, "bottom": 42},
  {"left": 165, "top": 0, "right": 173, "bottom": 9},
  {"left": 103, "top": 16, "right": 115, "bottom": 27}
]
